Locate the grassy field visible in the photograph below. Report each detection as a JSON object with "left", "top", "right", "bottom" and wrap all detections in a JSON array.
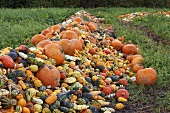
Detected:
[{"left": 0, "top": 8, "right": 170, "bottom": 112}]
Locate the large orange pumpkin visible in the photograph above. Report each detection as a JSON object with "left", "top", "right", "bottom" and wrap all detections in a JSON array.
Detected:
[
  {"left": 136, "top": 68, "right": 158, "bottom": 85},
  {"left": 111, "top": 39, "right": 122, "bottom": 51},
  {"left": 36, "top": 65, "right": 61, "bottom": 87},
  {"left": 122, "top": 44, "right": 138, "bottom": 55},
  {"left": 57, "top": 39, "right": 75, "bottom": 56},
  {"left": 62, "top": 30, "right": 79, "bottom": 40},
  {"left": 44, "top": 43, "right": 64, "bottom": 65},
  {"left": 31, "top": 34, "right": 47, "bottom": 45},
  {"left": 71, "top": 39, "right": 83, "bottom": 51},
  {"left": 36, "top": 40, "right": 52, "bottom": 48}
]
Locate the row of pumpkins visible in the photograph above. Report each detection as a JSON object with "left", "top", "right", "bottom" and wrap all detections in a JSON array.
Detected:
[
  {"left": 118, "top": 11, "right": 170, "bottom": 23},
  {"left": 0, "top": 10, "right": 157, "bottom": 113}
]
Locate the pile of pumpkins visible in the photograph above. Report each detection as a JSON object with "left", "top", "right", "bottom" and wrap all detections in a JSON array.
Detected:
[
  {"left": 118, "top": 11, "right": 170, "bottom": 23},
  {"left": 0, "top": 10, "right": 158, "bottom": 113}
]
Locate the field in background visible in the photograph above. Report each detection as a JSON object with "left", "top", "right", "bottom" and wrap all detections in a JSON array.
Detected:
[{"left": 0, "top": 8, "right": 170, "bottom": 112}]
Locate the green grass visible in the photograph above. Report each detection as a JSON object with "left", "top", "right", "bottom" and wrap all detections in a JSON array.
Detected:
[
  {"left": 133, "top": 14, "right": 170, "bottom": 40},
  {"left": 0, "top": 8, "right": 81, "bottom": 48},
  {"left": 0, "top": 7, "right": 170, "bottom": 112}
]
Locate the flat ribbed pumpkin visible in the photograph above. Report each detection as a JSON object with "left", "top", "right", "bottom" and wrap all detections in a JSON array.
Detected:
[{"left": 36, "top": 65, "right": 61, "bottom": 87}]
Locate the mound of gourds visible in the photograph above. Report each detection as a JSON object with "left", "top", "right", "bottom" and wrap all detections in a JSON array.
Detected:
[
  {"left": 0, "top": 10, "right": 158, "bottom": 113},
  {"left": 118, "top": 11, "right": 170, "bottom": 23}
]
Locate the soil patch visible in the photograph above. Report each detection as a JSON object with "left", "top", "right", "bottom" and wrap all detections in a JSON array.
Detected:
[{"left": 120, "top": 21, "right": 170, "bottom": 46}]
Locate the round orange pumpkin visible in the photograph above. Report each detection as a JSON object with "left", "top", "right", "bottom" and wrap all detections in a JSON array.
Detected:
[
  {"left": 36, "top": 65, "right": 61, "bottom": 87},
  {"left": 122, "top": 44, "right": 138, "bottom": 55},
  {"left": 111, "top": 39, "right": 122, "bottom": 51},
  {"left": 57, "top": 39, "right": 75, "bottom": 56},
  {"left": 71, "top": 39, "right": 83, "bottom": 51},
  {"left": 36, "top": 40, "right": 52, "bottom": 48},
  {"left": 62, "top": 30, "right": 79, "bottom": 40},
  {"left": 44, "top": 43, "right": 64, "bottom": 65},
  {"left": 136, "top": 68, "right": 158, "bottom": 85},
  {"left": 31, "top": 34, "right": 47, "bottom": 45}
]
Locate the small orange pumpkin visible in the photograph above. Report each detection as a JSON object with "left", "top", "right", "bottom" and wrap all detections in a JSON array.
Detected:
[
  {"left": 132, "top": 64, "right": 144, "bottom": 73},
  {"left": 88, "top": 22, "right": 97, "bottom": 31},
  {"left": 74, "top": 17, "right": 82, "bottom": 23},
  {"left": 31, "top": 34, "right": 47, "bottom": 45},
  {"left": 44, "top": 43, "right": 64, "bottom": 65},
  {"left": 62, "top": 30, "right": 79, "bottom": 40},
  {"left": 36, "top": 64, "right": 61, "bottom": 87},
  {"left": 17, "top": 98, "right": 27, "bottom": 107},
  {"left": 122, "top": 44, "right": 138, "bottom": 55},
  {"left": 136, "top": 68, "right": 158, "bottom": 85},
  {"left": 111, "top": 39, "right": 122, "bottom": 51}
]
